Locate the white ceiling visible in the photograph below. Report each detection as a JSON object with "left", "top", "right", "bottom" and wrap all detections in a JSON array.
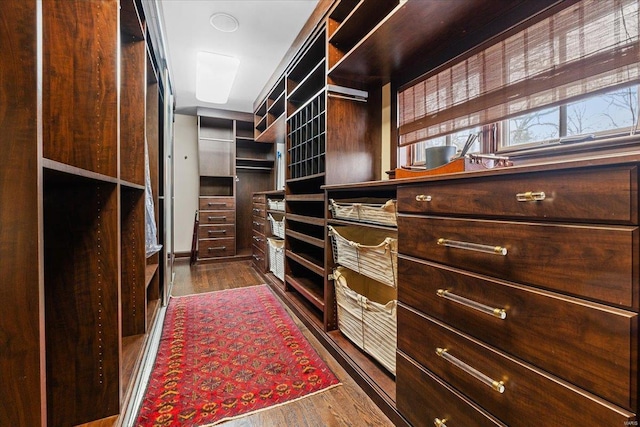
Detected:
[{"left": 159, "top": 0, "right": 319, "bottom": 115}]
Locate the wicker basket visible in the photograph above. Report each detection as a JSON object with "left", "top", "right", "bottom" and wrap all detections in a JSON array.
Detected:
[
  {"left": 328, "top": 225, "right": 398, "bottom": 288},
  {"left": 268, "top": 213, "right": 285, "bottom": 239},
  {"left": 333, "top": 267, "right": 397, "bottom": 374},
  {"left": 267, "top": 198, "right": 285, "bottom": 211},
  {"left": 329, "top": 198, "right": 397, "bottom": 226},
  {"left": 268, "top": 238, "right": 285, "bottom": 281}
]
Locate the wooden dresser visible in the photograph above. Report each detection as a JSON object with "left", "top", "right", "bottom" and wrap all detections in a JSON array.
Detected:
[
  {"left": 395, "top": 159, "right": 638, "bottom": 426},
  {"left": 251, "top": 191, "right": 285, "bottom": 275},
  {"left": 198, "top": 196, "right": 236, "bottom": 259}
]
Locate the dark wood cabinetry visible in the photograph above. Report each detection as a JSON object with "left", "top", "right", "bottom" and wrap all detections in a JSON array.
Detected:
[
  {"left": 1, "top": 0, "right": 172, "bottom": 424},
  {"left": 395, "top": 159, "right": 639, "bottom": 426},
  {"left": 197, "top": 115, "right": 275, "bottom": 262}
]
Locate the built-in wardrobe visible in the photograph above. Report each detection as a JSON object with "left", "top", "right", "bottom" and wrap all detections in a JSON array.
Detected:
[{"left": 0, "top": 0, "right": 174, "bottom": 425}]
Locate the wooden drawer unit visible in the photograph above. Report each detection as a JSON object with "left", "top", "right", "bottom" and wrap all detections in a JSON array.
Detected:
[
  {"left": 199, "top": 196, "right": 235, "bottom": 211},
  {"left": 252, "top": 193, "right": 266, "bottom": 204},
  {"left": 397, "top": 166, "right": 638, "bottom": 224},
  {"left": 397, "top": 352, "right": 505, "bottom": 427},
  {"left": 397, "top": 305, "right": 635, "bottom": 426},
  {"left": 198, "top": 224, "right": 235, "bottom": 239},
  {"left": 198, "top": 237, "right": 236, "bottom": 259},
  {"left": 398, "top": 215, "right": 638, "bottom": 308},
  {"left": 199, "top": 210, "right": 235, "bottom": 225},
  {"left": 398, "top": 255, "right": 637, "bottom": 410}
]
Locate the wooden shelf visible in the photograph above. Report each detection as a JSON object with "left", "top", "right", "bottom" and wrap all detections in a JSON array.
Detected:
[
  {"left": 285, "top": 274, "right": 325, "bottom": 311},
  {"left": 328, "top": 218, "right": 397, "bottom": 232},
  {"left": 255, "top": 112, "right": 286, "bottom": 143},
  {"left": 43, "top": 159, "right": 119, "bottom": 185},
  {"left": 328, "top": 0, "right": 561, "bottom": 87},
  {"left": 145, "top": 263, "right": 159, "bottom": 289},
  {"left": 287, "top": 213, "right": 326, "bottom": 226},
  {"left": 286, "top": 193, "right": 325, "bottom": 202},
  {"left": 286, "top": 250, "right": 324, "bottom": 276},
  {"left": 286, "top": 229, "right": 324, "bottom": 248}
]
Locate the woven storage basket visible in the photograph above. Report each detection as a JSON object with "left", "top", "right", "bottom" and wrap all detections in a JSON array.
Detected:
[
  {"left": 268, "top": 238, "right": 285, "bottom": 280},
  {"left": 334, "top": 267, "right": 397, "bottom": 374},
  {"left": 329, "top": 198, "right": 397, "bottom": 226},
  {"left": 267, "top": 198, "right": 285, "bottom": 211},
  {"left": 268, "top": 213, "right": 285, "bottom": 239},
  {"left": 328, "top": 225, "right": 398, "bottom": 288}
]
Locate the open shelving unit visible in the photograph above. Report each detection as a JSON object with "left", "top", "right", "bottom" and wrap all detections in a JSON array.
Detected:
[{"left": 0, "top": 1, "right": 172, "bottom": 425}]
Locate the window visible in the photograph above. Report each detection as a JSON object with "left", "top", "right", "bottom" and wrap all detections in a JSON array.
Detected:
[
  {"left": 502, "top": 85, "right": 639, "bottom": 148},
  {"left": 398, "top": 0, "right": 640, "bottom": 159}
]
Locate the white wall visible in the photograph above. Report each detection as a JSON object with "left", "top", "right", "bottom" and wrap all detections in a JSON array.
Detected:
[{"left": 173, "top": 114, "right": 200, "bottom": 254}]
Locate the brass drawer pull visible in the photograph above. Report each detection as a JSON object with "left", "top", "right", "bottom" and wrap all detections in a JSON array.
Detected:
[
  {"left": 253, "top": 236, "right": 263, "bottom": 242},
  {"left": 207, "top": 246, "right": 226, "bottom": 251},
  {"left": 434, "top": 418, "right": 448, "bottom": 427},
  {"left": 415, "top": 194, "right": 432, "bottom": 202},
  {"left": 436, "top": 348, "right": 505, "bottom": 393},
  {"left": 207, "top": 202, "right": 227, "bottom": 207},
  {"left": 437, "top": 289, "right": 506, "bottom": 319},
  {"left": 516, "top": 191, "right": 546, "bottom": 202},
  {"left": 437, "top": 238, "right": 507, "bottom": 256},
  {"left": 207, "top": 229, "right": 226, "bottom": 235},
  {"left": 253, "top": 221, "right": 262, "bottom": 226},
  {"left": 253, "top": 255, "right": 262, "bottom": 261},
  {"left": 207, "top": 216, "right": 227, "bottom": 221}
]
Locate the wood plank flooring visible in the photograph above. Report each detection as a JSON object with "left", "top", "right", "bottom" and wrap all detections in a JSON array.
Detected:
[{"left": 170, "top": 259, "right": 395, "bottom": 426}]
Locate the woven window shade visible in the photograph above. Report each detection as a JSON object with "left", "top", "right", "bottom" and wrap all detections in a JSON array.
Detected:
[{"left": 398, "top": 0, "right": 640, "bottom": 146}]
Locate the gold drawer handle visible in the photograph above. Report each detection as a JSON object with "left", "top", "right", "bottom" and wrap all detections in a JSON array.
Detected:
[
  {"left": 434, "top": 418, "right": 448, "bottom": 427},
  {"left": 207, "top": 202, "right": 227, "bottom": 207},
  {"left": 437, "top": 289, "right": 506, "bottom": 319},
  {"left": 415, "top": 194, "right": 432, "bottom": 202},
  {"left": 437, "top": 238, "right": 507, "bottom": 256},
  {"left": 207, "top": 246, "right": 226, "bottom": 251},
  {"left": 207, "top": 229, "right": 226, "bottom": 235},
  {"left": 516, "top": 191, "right": 546, "bottom": 202},
  {"left": 207, "top": 216, "right": 227, "bottom": 221},
  {"left": 436, "top": 348, "right": 505, "bottom": 394},
  {"left": 253, "top": 236, "right": 263, "bottom": 242}
]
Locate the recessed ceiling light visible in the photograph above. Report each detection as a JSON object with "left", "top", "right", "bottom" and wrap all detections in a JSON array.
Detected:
[
  {"left": 196, "top": 51, "right": 240, "bottom": 104},
  {"left": 209, "top": 13, "right": 239, "bottom": 33}
]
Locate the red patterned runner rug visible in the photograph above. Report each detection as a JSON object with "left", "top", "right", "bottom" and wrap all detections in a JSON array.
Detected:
[{"left": 135, "top": 285, "right": 341, "bottom": 426}]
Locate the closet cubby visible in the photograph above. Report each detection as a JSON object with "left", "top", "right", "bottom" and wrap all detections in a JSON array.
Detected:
[
  {"left": 43, "top": 173, "right": 120, "bottom": 426},
  {"left": 255, "top": 74, "right": 287, "bottom": 143},
  {"left": 1, "top": 0, "right": 170, "bottom": 424},
  {"left": 43, "top": 0, "right": 119, "bottom": 178},
  {"left": 327, "top": 0, "right": 399, "bottom": 70}
]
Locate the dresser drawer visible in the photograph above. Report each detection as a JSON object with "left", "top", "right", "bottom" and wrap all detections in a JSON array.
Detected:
[
  {"left": 252, "top": 244, "right": 266, "bottom": 272},
  {"left": 252, "top": 194, "right": 266, "bottom": 204},
  {"left": 252, "top": 217, "right": 266, "bottom": 234},
  {"left": 252, "top": 204, "right": 266, "bottom": 218},
  {"left": 198, "top": 237, "right": 235, "bottom": 258},
  {"left": 398, "top": 214, "right": 638, "bottom": 308},
  {"left": 397, "top": 352, "right": 505, "bottom": 427},
  {"left": 200, "top": 210, "right": 235, "bottom": 225},
  {"left": 398, "top": 255, "right": 637, "bottom": 410},
  {"left": 397, "top": 166, "right": 638, "bottom": 224},
  {"left": 198, "top": 224, "right": 235, "bottom": 239},
  {"left": 397, "top": 305, "right": 635, "bottom": 426},
  {"left": 252, "top": 232, "right": 266, "bottom": 251},
  {"left": 199, "top": 196, "right": 235, "bottom": 211}
]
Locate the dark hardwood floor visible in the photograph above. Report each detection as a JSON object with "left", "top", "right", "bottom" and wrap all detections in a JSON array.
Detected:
[{"left": 170, "top": 258, "right": 395, "bottom": 426}]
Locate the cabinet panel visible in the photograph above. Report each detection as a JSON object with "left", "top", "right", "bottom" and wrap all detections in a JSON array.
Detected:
[
  {"left": 397, "top": 352, "right": 505, "bottom": 427},
  {"left": 398, "top": 255, "right": 637, "bottom": 410},
  {"left": 397, "top": 166, "right": 638, "bottom": 224},
  {"left": 397, "top": 306, "right": 635, "bottom": 426},
  {"left": 398, "top": 214, "right": 638, "bottom": 308}
]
